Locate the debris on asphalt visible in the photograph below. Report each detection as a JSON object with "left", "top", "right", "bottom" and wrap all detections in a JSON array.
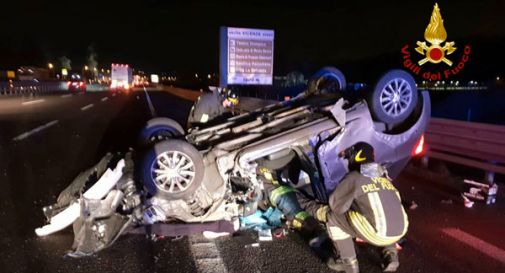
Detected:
[
  {"left": 440, "top": 199, "right": 453, "bottom": 205},
  {"left": 487, "top": 184, "right": 498, "bottom": 204},
  {"left": 409, "top": 201, "right": 418, "bottom": 210},
  {"left": 462, "top": 194, "right": 474, "bottom": 208},
  {"left": 171, "top": 235, "right": 185, "bottom": 241},
  {"left": 462, "top": 179, "right": 498, "bottom": 205},
  {"left": 245, "top": 243, "right": 260, "bottom": 248},
  {"left": 463, "top": 191, "right": 484, "bottom": 201},
  {"left": 203, "top": 231, "right": 230, "bottom": 239},
  {"left": 258, "top": 229, "right": 273, "bottom": 241},
  {"left": 272, "top": 228, "right": 288, "bottom": 238},
  {"left": 148, "top": 234, "right": 166, "bottom": 242}
]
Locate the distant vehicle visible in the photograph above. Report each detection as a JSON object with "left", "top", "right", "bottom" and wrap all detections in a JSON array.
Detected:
[
  {"left": 133, "top": 74, "right": 149, "bottom": 87},
  {"left": 67, "top": 74, "right": 86, "bottom": 92},
  {"left": 110, "top": 64, "right": 133, "bottom": 91}
]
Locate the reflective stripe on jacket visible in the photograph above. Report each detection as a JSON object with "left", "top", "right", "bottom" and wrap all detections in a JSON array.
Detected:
[{"left": 328, "top": 171, "right": 409, "bottom": 245}]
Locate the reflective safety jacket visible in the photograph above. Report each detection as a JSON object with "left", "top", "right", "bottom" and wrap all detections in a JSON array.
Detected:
[{"left": 325, "top": 169, "right": 408, "bottom": 246}]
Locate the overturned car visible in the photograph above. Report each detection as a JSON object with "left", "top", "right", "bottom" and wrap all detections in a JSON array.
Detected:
[{"left": 36, "top": 68, "right": 430, "bottom": 256}]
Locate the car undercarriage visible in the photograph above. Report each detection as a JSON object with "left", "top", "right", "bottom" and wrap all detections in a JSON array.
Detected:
[{"left": 36, "top": 68, "right": 430, "bottom": 256}]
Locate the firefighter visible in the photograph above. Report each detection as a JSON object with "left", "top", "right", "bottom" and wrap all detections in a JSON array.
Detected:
[
  {"left": 187, "top": 88, "right": 239, "bottom": 128},
  {"left": 299, "top": 142, "right": 408, "bottom": 273},
  {"left": 256, "top": 165, "right": 323, "bottom": 239}
]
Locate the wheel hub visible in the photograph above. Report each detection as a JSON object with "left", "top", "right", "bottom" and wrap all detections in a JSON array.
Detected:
[
  {"left": 151, "top": 151, "right": 195, "bottom": 194},
  {"left": 379, "top": 78, "right": 413, "bottom": 118},
  {"left": 157, "top": 168, "right": 179, "bottom": 179},
  {"left": 393, "top": 93, "right": 400, "bottom": 103}
]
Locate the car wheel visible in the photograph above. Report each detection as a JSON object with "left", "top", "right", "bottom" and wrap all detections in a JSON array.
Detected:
[
  {"left": 369, "top": 69, "right": 418, "bottom": 125},
  {"left": 141, "top": 140, "right": 204, "bottom": 200},
  {"left": 307, "top": 67, "right": 347, "bottom": 95},
  {"left": 139, "top": 117, "right": 185, "bottom": 146}
]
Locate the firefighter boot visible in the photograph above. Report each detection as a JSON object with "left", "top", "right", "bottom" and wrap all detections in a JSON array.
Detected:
[
  {"left": 326, "top": 257, "right": 359, "bottom": 273},
  {"left": 382, "top": 248, "right": 399, "bottom": 272}
]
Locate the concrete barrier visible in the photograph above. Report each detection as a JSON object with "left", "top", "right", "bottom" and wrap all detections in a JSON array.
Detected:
[{"left": 86, "top": 84, "right": 109, "bottom": 92}]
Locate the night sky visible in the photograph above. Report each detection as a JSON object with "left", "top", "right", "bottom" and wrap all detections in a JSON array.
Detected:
[{"left": 1, "top": 0, "right": 504, "bottom": 80}]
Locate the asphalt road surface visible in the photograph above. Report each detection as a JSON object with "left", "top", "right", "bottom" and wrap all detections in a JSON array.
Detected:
[{"left": 0, "top": 89, "right": 504, "bottom": 273}]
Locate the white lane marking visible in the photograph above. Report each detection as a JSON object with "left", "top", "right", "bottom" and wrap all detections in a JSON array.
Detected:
[
  {"left": 21, "top": 99, "right": 45, "bottom": 106},
  {"left": 190, "top": 235, "right": 228, "bottom": 273},
  {"left": 81, "top": 103, "right": 94, "bottom": 111},
  {"left": 101, "top": 97, "right": 109, "bottom": 102},
  {"left": 13, "top": 120, "right": 59, "bottom": 141},
  {"left": 143, "top": 86, "right": 157, "bottom": 117},
  {"left": 61, "top": 94, "right": 72, "bottom": 98},
  {"left": 442, "top": 228, "right": 505, "bottom": 264}
]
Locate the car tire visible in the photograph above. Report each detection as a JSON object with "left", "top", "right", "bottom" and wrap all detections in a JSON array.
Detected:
[
  {"left": 139, "top": 117, "right": 185, "bottom": 146},
  {"left": 368, "top": 69, "right": 418, "bottom": 125},
  {"left": 307, "top": 67, "right": 347, "bottom": 95},
  {"left": 141, "top": 140, "right": 204, "bottom": 200}
]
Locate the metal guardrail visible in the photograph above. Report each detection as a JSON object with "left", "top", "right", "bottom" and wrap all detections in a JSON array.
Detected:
[
  {"left": 425, "top": 118, "right": 505, "bottom": 182},
  {"left": 0, "top": 81, "right": 67, "bottom": 95}
]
